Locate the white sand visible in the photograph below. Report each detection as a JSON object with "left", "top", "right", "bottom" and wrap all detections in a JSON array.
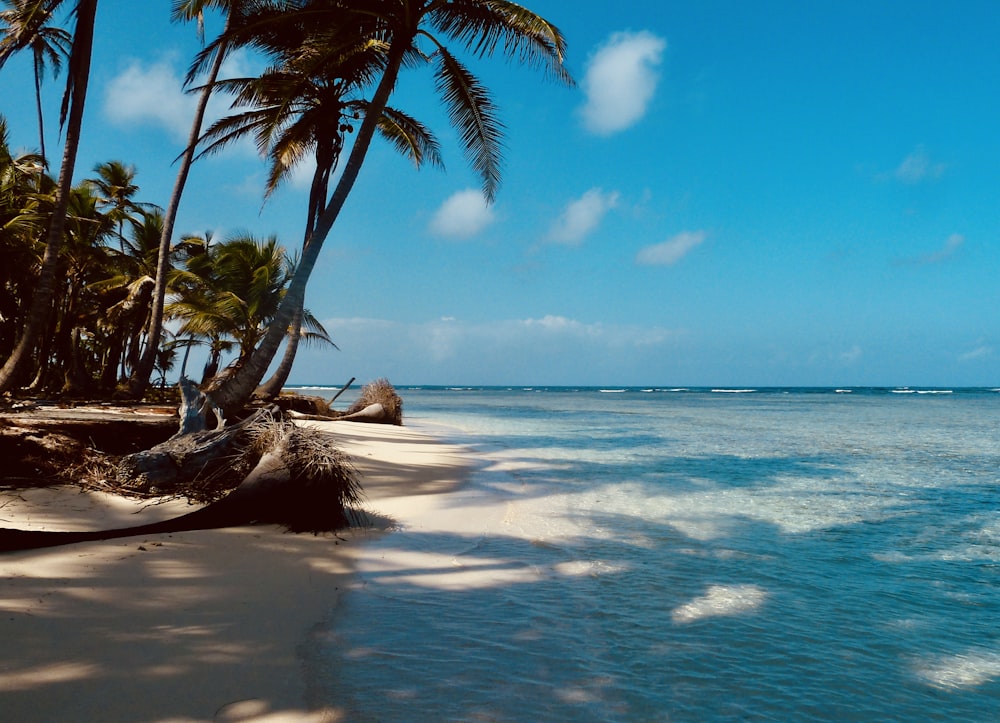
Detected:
[{"left": 0, "top": 420, "right": 479, "bottom": 722}]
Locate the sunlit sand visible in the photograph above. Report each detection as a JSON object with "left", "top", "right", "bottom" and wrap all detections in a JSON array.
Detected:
[{"left": 0, "top": 420, "right": 480, "bottom": 722}]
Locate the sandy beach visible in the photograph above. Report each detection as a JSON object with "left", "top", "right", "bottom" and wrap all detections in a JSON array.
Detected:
[{"left": 0, "top": 420, "right": 477, "bottom": 722}]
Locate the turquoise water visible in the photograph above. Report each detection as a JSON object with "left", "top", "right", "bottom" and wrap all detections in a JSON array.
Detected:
[{"left": 301, "top": 387, "right": 1000, "bottom": 721}]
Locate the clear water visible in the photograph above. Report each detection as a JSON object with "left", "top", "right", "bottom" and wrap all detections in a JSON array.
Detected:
[{"left": 302, "top": 387, "right": 1000, "bottom": 721}]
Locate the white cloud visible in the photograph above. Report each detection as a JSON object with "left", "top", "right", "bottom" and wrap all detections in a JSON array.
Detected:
[
  {"left": 580, "top": 30, "right": 667, "bottom": 135},
  {"left": 893, "top": 145, "right": 945, "bottom": 183},
  {"left": 104, "top": 58, "right": 193, "bottom": 140},
  {"left": 636, "top": 230, "right": 706, "bottom": 266},
  {"left": 103, "top": 51, "right": 258, "bottom": 147},
  {"left": 429, "top": 189, "right": 495, "bottom": 239},
  {"left": 547, "top": 188, "right": 619, "bottom": 245}
]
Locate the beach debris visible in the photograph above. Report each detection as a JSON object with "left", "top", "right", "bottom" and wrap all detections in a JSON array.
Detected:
[
  {"left": 0, "top": 412, "right": 364, "bottom": 552},
  {"left": 342, "top": 378, "right": 403, "bottom": 425}
]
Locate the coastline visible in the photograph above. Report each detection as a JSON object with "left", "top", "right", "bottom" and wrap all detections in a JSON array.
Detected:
[{"left": 0, "top": 419, "right": 478, "bottom": 722}]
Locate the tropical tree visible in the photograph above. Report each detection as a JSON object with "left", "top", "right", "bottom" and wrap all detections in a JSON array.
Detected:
[
  {"left": 0, "top": 116, "right": 49, "bottom": 360},
  {"left": 194, "top": 6, "right": 440, "bottom": 399},
  {"left": 168, "top": 232, "right": 296, "bottom": 376},
  {"left": 205, "top": 0, "right": 572, "bottom": 418},
  {"left": 126, "top": 0, "right": 249, "bottom": 399},
  {"left": 0, "top": 0, "right": 71, "bottom": 161},
  {"left": 51, "top": 183, "right": 115, "bottom": 393},
  {"left": 0, "top": 0, "right": 99, "bottom": 394},
  {"left": 86, "top": 160, "right": 157, "bottom": 250},
  {"left": 90, "top": 208, "right": 166, "bottom": 391}
]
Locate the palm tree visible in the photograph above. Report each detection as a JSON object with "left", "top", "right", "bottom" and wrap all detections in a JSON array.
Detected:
[
  {"left": 126, "top": 0, "right": 249, "bottom": 399},
  {"left": 0, "top": 0, "right": 71, "bottom": 161},
  {"left": 90, "top": 208, "right": 165, "bottom": 390},
  {"left": 86, "top": 160, "right": 157, "bottom": 250},
  {"left": 195, "top": 13, "right": 441, "bottom": 399},
  {"left": 0, "top": 115, "right": 49, "bottom": 360},
  {"left": 168, "top": 232, "right": 295, "bottom": 378},
  {"left": 0, "top": 0, "right": 98, "bottom": 394},
  {"left": 206, "top": 0, "right": 572, "bottom": 418}
]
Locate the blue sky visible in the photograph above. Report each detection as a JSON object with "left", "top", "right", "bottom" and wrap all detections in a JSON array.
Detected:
[{"left": 2, "top": 1, "right": 999, "bottom": 387}]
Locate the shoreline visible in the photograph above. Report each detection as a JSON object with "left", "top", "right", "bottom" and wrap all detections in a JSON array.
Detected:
[{"left": 0, "top": 420, "right": 478, "bottom": 722}]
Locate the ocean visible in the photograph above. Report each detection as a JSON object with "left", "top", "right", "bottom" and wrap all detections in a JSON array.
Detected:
[{"left": 298, "top": 386, "right": 1000, "bottom": 721}]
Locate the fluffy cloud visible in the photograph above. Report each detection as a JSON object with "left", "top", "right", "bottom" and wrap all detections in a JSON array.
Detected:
[
  {"left": 103, "top": 51, "right": 255, "bottom": 146},
  {"left": 103, "top": 59, "right": 193, "bottom": 140},
  {"left": 547, "top": 188, "right": 619, "bottom": 245},
  {"left": 636, "top": 230, "right": 706, "bottom": 266},
  {"left": 429, "top": 189, "right": 495, "bottom": 239},
  {"left": 580, "top": 30, "right": 667, "bottom": 136}
]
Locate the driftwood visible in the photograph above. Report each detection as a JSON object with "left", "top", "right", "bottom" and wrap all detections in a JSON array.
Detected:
[
  {"left": 330, "top": 376, "right": 356, "bottom": 403},
  {"left": 0, "top": 420, "right": 364, "bottom": 553},
  {"left": 336, "top": 402, "right": 389, "bottom": 422},
  {"left": 176, "top": 375, "right": 225, "bottom": 435},
  {"left": 114, "top": 405, "right": 279, "bottom": 496}
]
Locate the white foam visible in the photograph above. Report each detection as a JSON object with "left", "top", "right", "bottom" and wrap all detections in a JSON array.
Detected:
[
  {"left": 915, "top": 649, "right": 1000, "bottom": 689},
  {"left": 672, "top": 584, "right": 768, "bottom": 623}
]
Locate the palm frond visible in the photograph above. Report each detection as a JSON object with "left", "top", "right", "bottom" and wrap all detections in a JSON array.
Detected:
[
  {"left": 433, "top": 47, "right": 504, "bottom": 203},
  {"left": 375, "top": 103, "right": 444, "bottom": 170}
]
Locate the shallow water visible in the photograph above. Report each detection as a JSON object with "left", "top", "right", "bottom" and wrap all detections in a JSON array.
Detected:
[{"left": 305, "top": 387, "right": 1000, "bottom": 721}]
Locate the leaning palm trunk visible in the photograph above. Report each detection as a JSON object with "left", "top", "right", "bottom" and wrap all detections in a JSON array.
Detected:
[
  {"left": 0, "top": 0, "right": 97, "bottom": 394},
  {"left": 127, "top": 17, "right": 233, "bottom": 399},
  {"left": 207, "top": 43, "right": 410, "bottom": 419},
  {"left": 254, "top": 301, "right": 304, "bottom": 401}
]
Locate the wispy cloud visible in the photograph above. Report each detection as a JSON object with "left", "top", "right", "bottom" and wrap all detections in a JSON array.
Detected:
[
  {"left": 890, "top": 144, "right": 946, "bottom": 184},
  {"left": 959, "top": 345, "right": 992, "bottom": 362},
  {"left": 580, "top": 30, "right": 667, "bottom": 136},
  {"left": 314, "top": 314, "right": 679, "bottom": 383},
  {"left": 840, "top": 345, "right": 863, "bottom": 364},
  {"left": 547, "top": 188, "right": 619, "bottom": 245},
  {"left": 429, "top": 189, "right": 495, "bottom": 239},
  {"left": 897, "top": 233, "right": 964, "bottom": 266},
  {"left": 636, "top": 230, "right": 706, "bottom": 266}
]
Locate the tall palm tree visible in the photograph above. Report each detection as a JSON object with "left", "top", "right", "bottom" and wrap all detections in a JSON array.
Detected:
[
  {"left": 207, "top": 0, "right": 572, "bottom": 417},
  {"left": 0, "top": 0, "right": 98, "bottom": 394},
  {"left": 0, "top": 0, "right": 71, "bottom": 161},
  {"left": 126, "top": 0, "right": 249, "bottom": 399},
  {"left": 195, "top": 15, "right": 441, "bottom": 399}
]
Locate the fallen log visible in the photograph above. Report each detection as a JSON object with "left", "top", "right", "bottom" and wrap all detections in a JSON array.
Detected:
[{"left": 0, "top": 418, "right": 364, "bottom": 553}]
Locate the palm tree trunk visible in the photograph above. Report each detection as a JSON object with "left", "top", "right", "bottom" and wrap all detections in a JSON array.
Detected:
[
  {"left": 254, "top": 302, "right": 303, "bottom": 400},
  {"left": 0, "top": 0, "right": 97, "bottom": 394},
  {"left": 127, "top": 18, "right": 233, "bottom": 399},
  {"left": 33, "top": 57, "right": 46, "bottom": 162},
  {"left": 207, "top": 41, "right": 411, "bottom": 419}
]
